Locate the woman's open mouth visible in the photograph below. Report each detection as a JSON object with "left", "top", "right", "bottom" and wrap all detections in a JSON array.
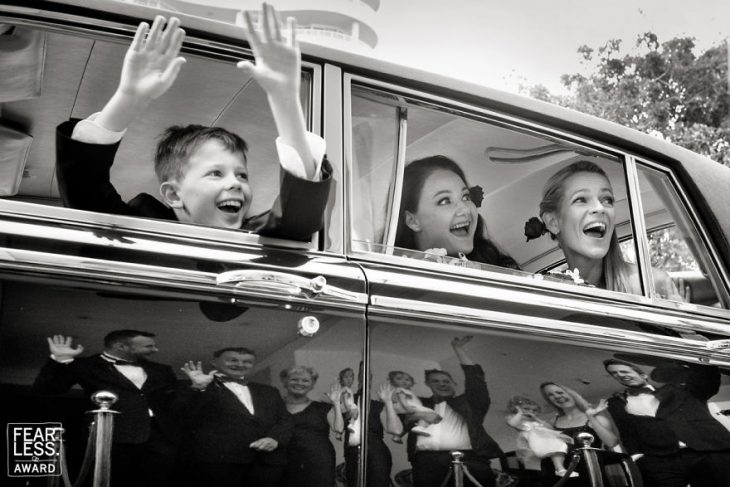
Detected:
[
  {"left": 583, "top": 221, "right": 607, "bottom": 239},
  {"left": 450, "top": 221, "right": 471, "bottom": 237}
]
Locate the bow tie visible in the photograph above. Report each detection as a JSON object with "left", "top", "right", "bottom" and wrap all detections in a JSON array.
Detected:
[
  {"left": 218, "top": 376, "right": 247, "bottom": 386},
  {"left": 625, "top": 386, "right": 655, "bottom": 397}
]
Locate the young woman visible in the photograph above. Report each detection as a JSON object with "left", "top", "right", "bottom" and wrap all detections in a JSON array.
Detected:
[
  {"left": 528, "top": 160, "right": 682, "bottom": 298},
  {"left": 395, "top": 155, "right": 519, "bottom": 269}
]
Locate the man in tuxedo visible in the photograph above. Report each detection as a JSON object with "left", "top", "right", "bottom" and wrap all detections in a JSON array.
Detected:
[
  {"left": 33, "top": 331, "right": 179, "bottom": 487},
  {"left": 178, "top": 347, "right": 293, "bottom": 487},
  {"left": 407, "top": 336, "right": 502, "bottom": 487},
  {"left": 604, "top": 358, "right": 730, "bottom": 487}
]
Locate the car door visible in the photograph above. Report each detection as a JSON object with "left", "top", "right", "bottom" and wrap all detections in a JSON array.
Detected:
[
  {"left": 0, "top": 3, "right": 367, "bottom": 485},
  {"left": 343, "top": 73, "right": 730, "bottom": 486}
]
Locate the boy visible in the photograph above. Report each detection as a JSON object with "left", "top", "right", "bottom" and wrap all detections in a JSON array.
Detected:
[{"left": 56, "top": 4, "right": 331, "bottom": 241}]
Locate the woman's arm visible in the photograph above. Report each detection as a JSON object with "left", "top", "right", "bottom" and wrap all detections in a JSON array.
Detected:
[
  {"left": 378, "top": 383, "right": 403, "bottom": 435},
  {"left": 326, "top": 383, "right": 345, "bottom": 436}
]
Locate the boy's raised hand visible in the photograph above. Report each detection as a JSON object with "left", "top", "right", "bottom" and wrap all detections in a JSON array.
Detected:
[
  {"left": 237, "top": 3, "right": 315, "bottom": 179},
  {"left": 120, "top": 16, "right": 186, "bottom": 102},
  {"left": 96, "top": 16, "right": 185, "bottom": 132},
  {"left": 237, "top": 3, "right": 300, "bottom": 102}
]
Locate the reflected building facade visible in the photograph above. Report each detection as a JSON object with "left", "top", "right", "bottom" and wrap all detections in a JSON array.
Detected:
[{"left": 115, "top": 0, "right": 380, "bottom": 52}]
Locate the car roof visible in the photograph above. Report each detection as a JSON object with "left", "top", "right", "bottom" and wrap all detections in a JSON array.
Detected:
[{"left": 4, "top": 0, "right": 729, "bottom": 269}]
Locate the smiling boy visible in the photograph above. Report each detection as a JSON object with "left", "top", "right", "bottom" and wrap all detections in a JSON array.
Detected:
[{"left": 55, "top": 5, "right": 331, "bottom": 241}]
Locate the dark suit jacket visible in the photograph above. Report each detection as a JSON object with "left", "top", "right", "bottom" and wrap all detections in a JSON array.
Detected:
[
  {"left": 607, "top": 365, "right": 730, "bottom": 456},
  {"left": 55, "top": 120, "right": 333, "bottom": 241},
  {"left": 177, "top": 379, "right": 293, "bottom": 465},
  {"left": 33, "top": 355, "right": 179, "bottom": 444},
  {"left": 407, "top": 364, "right": 503, "bottom": 461}
]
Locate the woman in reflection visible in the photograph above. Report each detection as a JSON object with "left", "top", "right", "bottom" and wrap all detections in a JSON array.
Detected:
[
  {"left": 526, "top": 160, "right": 682, "bottom": 299},
  {"left": 342, "top": 365, "right": 402, "bottom": 487},
  {"left": 539, "top": 382, "right": 618, "bottom": 485},
  {"left": 395, "top": 155, "right": 520, "bottom": 269},
  {"left": 280, "top": 366, "right": 342, "bottom": 487}
]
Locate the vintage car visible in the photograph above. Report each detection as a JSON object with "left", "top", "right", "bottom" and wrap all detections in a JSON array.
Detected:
[{"left": 1, "top": 1, "right": 729, "bottom": 486}]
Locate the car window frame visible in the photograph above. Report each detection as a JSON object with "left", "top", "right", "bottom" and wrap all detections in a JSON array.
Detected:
[
  {"left": 0, "top": 11, "right": 325, "bottom": 252},
  {"left": 343, "top": 73, "right": 730, "bottom": 322}
]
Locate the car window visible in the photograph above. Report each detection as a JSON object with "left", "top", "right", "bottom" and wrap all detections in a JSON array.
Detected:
[
  {"left": 634, "top": 163, "right": 729, "bottom": 309},
  {"left": 1, "top": 24, "right": 315, "bottom": 238},
  {"left": 348, "top": 82, "right": 640, "bottom": 293}
]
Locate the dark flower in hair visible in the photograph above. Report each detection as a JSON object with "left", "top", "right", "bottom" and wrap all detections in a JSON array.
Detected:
[
  {"left": 524, "top": 216, "right": 548, "bottom": 242},
  {"left": 469, "top": 185, "right": 484, "bottom": 208}
]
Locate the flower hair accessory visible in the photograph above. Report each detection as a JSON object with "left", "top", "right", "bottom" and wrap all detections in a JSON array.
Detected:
[
  {"left": 469, "top": 185, "right": 484, "bottom": 208},
  {"left": 524, "top": 216, "right": 548, "bottom": 242}
]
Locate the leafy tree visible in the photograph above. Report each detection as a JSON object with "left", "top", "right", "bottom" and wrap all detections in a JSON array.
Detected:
[{"left": 526, "top": 33, "right": 730, "bottom": 166}]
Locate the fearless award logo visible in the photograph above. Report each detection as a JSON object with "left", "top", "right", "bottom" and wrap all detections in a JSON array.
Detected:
[{"left": 7, "top": 423, "right": 63, "bottom": 477}]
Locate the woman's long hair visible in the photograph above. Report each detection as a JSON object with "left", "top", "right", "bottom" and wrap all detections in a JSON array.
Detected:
[
  {"left": 394, "top": 155, "right": 519, "bottom": 269},
  {"left": 538, "top": 160, "right": 632, "bottom": 293}
]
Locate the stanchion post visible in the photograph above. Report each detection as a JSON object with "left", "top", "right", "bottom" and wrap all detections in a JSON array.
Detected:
[
  {"left": 88, "top": 391, "right": 119, "bottom": 487},
  {"left": 575, "top": 432, "right": 604, "bottom": 487}
]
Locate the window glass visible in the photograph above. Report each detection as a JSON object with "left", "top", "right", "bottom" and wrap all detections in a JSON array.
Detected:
[
  {"left": 0, "top": 276, "right": 362, "bottom": 485},
  {"left": 368, "top": 322, "right": 730, "bottom": 487},
  {"left": 349, "top": 83, "right": 639, "bottom": 294},
  {"left": 1, "top": 25, "right": 315, "bottom": 237},
  {"left": 636, "top": 164, "right": 728, "bottom": 309}
]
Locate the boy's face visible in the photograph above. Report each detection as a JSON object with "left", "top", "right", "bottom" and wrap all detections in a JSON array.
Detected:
[{"left": 162, "top": 139, "right": 252, "bottom": 229}]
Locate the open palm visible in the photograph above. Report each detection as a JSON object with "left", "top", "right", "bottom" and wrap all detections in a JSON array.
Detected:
[{"left": 119, "top": 16, "right": 186, "bottom": 101}]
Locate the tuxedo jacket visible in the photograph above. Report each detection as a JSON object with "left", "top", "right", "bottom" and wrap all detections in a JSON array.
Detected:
[
  {"left": 607, "top": 365, "right": 730, "bottom": 456},
  {"left": 33, "top": 355, "right": 179, "bottom": 444},
  {"left": 407, "top": 364, "right": 503, "bottom": 461},
  {"left": 177, "top": 379, "right": 293, "bottom": 465},
  {"left": 56, "top": 120, "right": 333, "bottom": 242}
]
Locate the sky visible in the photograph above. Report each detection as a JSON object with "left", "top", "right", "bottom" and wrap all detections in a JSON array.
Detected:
[{"left": 365, "top": 0, "right": 730, "bottom": 94}]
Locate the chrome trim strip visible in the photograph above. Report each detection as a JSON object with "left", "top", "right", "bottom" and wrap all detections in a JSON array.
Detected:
[
  {"left": 342, "top": 72, "right": 354, "bottom": 255},
  {"left": 326, "top": 65, "right": 345, "bottom": 254},
  {"left": 0, "top": 201, "right": 315, "bottom": 253},
  {"left": 367, "top": 298, "right": 730, "bottom": 366},
  {"left": 625, "top": 155, "right": 655, "bottom": 297},
  {"left": 0, "top": 247, "right": 369, "bottom": 308},
  {"left": 383, "top": 107, "right": 408, "bottom": 253},
  {"left": 363, "top": 267, "right": 730, "bottom": 336}
]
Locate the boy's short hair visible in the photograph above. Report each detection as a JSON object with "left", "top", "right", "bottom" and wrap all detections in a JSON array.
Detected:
[
  {"left": 104, "top": 329, "right": 155, "bottom": 348},
  {"left": 154, "top": 125, "right": 249, "bottom": 183},
  {"left": 213, "top": 347, "right": 256, "bottom": 358}
]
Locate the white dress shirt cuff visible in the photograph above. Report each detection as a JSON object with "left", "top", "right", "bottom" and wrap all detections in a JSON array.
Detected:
[
  {"left": 275, "top": 132, "right": 326, "bottom": 181},
  {"left": 71, "top": 112, "right": 126, "bottom": 144},
  {"left": 50, "top": 354, "right": 74, "bottom": 364}
]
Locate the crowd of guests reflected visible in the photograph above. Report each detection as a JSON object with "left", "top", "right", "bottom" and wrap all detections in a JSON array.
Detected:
[{"left": 33, "top": 326, "right": 730, "bottom": 487}]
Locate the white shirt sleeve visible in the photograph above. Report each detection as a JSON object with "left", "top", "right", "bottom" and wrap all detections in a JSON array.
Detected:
[
  {"left": 275, "top": 132, "right": 326, "bottom": 182},
  {"left": 71, "top": 112, "right": 127, "bottom": 144}
]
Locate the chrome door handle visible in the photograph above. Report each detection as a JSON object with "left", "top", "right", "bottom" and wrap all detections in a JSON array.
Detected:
[{"left": 216, "top": 270, "right": 327, "bottom": 298}]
